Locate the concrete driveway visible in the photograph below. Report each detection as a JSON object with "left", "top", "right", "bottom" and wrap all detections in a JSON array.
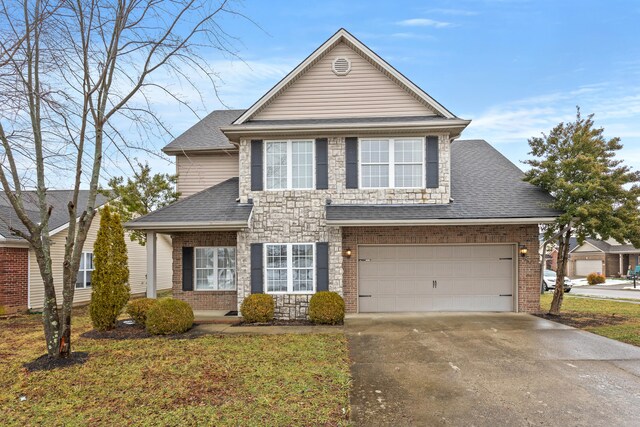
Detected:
[{"left": 346, "top": 313, "right": 640, "bottom": 426}]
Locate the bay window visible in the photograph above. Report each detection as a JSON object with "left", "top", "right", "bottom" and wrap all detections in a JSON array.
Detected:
[
  {"left": 265, "top": 243, "right": 315, "bottom": 293},
  {"left": 360, "top": 138, "right": 424, "bottom": 188},
  {"left": 265, "top": 140, "right": 314, "bottom": 189}
]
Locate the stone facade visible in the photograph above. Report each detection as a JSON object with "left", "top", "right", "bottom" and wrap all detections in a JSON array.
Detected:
[
  {"left": 235, "top": 135, "right": 452, "bottom": 318},
  {"left": 171, "top": 231, "right": 238, "bottom": 311},
  {"left": 0, "top": 247, "right": 29, "bottom": 314},
  {"left": 341, "top": 225, "right": 541, "bottom": 313}
]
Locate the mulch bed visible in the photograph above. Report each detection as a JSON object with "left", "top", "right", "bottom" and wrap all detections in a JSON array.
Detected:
[
  {"left": 534, "top": 311, "right": 629, "bottom": 328},
  {"left": 80, "top": 320, "right": 151, "bottom": 340},
  {"left": 233, "top": 319, "right": 342, "bottom": 327},
  {"left": 23, "top": 352, "right": 89, "bottom": 372}
]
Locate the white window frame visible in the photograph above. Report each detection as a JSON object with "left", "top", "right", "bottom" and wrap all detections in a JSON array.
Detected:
[
  {"left": 76, "top": 252, "right": 94, "bottom": 289},
  {"left": 358, "top": 137, "right": 425, "bottom": 189},
  {"left": 193, "top": 246, "right": 237, "bottom": 291},
  {"left": 264, "top": 243, "right": 316, "bottom": 294},
  {"left": 264, "top": 139, "right": 315, "bottom": 190}
]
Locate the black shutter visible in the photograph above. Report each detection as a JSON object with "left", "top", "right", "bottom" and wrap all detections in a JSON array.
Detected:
[
  {"left": 316, "top": 138, "right": 328, "bottom": 189},
  {"left": 426, "top": 136, "right": 439, "bottom": 188},
  {"left": 182, "top": 247, "right": 194, "bottom": 291},
  {"left": 250, "top": 243, "right": 264, "bottom": 294},
  {"left": 316, "top": 242, "right": 329, "bottom": 292},
  {"left": 251, "top": 139, "right": 263, "bottom": 191},
  {"left": 345, "top": 137, "right": 358, "bottom": 189}
]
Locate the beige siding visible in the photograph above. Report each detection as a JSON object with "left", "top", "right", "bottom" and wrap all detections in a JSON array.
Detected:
[
  {"left": 176, "top": 152, "right": 239, "bottom": 198},
  {"left": 573, "top": 242, "right": 602, "bottom": 253},
  {"left": 28, "top": 212, "right": 173, "bottom": 310},
  {"left": 253, "top": 42, "right": 435, "bottom": 120}
]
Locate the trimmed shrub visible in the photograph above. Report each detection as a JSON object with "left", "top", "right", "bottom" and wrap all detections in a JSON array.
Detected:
[
  {"left": 240, "top": 294, "right": 274, "bottom": 323},
  {"left": 309, "top": 292, "right": 345, "bottom": 325},
  {"left": 146, "top": 298, "right": 194, "bottom": 335},
  {"left": 126, "top": 298, "right": 158, "bottom": 326},
  {"left": 587, "top": 272, "right": 606, "bottom": 285},
  {"left": 90, "top": 205, "right": 131, "bottom": 331}
]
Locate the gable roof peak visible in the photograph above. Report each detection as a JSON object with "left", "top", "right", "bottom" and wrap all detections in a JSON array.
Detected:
[{"left": 232, "top": 28, "right": 458, "bottom": 125}]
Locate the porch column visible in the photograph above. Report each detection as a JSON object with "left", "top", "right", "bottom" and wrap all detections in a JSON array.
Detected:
[
  {"left": 620, "top": 254, "right": 623, "bottom": 277},
  {"left": 146, "top": 231, "right": 157, "bottom": 298}
]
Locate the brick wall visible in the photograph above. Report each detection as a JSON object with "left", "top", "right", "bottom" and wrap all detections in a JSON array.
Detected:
[
  {"left": 342, "top": 224, "right": 541, "bottom": 313},
  {"left": 0, "top": 247, "right": 29, "bottom": 314},
  {"left": 171, "top": 231, "right": 238, "bottom": 311}
]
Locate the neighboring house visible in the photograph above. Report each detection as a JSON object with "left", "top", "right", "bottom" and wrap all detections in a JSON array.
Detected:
[
  {"left": 127, "top": 28, "right": 560, "bottom": 318},
  {"left": 569, "top": 238, "right": 640, "bottom": 277},
  {"left": 0, "top": 191, "right": 172, "bottom": 314},
  {"left": 541, "top": 236, "right": 578, "bottom": 271}
]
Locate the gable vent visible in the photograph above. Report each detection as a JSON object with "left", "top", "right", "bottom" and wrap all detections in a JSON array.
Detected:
[{"left": 332, "top": 57, "right": 351, "bottom": 76}]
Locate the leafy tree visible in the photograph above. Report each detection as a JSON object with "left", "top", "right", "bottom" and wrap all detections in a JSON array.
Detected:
[
  {"left": 105, "top": 162, "right": 179, "bottom": 245},
  {"left": 524, "top": 108, "right": 640, "bottom": 314},
  {"left": 90, "top": 205, "right": 130, "bottom": 331}
]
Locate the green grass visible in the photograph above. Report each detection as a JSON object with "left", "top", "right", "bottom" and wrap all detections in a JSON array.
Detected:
[
  {"left": 0, "top": 309, "right": 351, "bottom": 426},
  {"left": 541, "top": 294, "right": 640, "bottom": 346}
]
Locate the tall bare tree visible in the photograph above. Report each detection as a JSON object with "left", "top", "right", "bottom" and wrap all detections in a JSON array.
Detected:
[{"left": 0, "top": 0, "right": 246, "bottom": 358}]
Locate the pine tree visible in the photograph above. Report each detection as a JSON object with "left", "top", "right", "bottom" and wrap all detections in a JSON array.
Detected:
[{"left": 89, "top": 205, "right": 131, "bottom": 331}]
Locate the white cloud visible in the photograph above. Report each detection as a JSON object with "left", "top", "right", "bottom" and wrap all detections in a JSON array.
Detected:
[{"left": 396, "top": 18, "right": 452, "bottom": 28}]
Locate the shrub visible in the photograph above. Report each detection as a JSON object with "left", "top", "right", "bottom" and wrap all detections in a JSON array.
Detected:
[
  {"left": 587, "top": 272, "right": 606, "bottom": 285},
  {"left": 126, "top": 298, "right": 158, "bottom": 326},
  {"left": 309, "top": 292, "right": 345, "bottom": 325},
  {"left": 240, "top": 294, "right": 274, "bottom": 323},
  {"left": 146, "top": 298, "right": 194, "bottom": 335},
  {"left": 90, "top": 205, "right": 131, "bottom": 331},
  {"left": 0, "top": 305, "right": 6, "bottom": 316}
]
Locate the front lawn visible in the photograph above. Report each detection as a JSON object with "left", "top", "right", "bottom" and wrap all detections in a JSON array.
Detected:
[
  {"left": 540, "top": 294, "right": 640, "bottom": 346},
  {"left": 0, "top": 309, "right": 351, "bottom": 426}
]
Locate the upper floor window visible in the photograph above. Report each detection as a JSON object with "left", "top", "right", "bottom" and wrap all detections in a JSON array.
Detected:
[
  {"left": 360, "top": 138, "right": 424, "bottom": 188},
  {"left": 194, "top": 247, "right": 236, "bottom": 291},
  {"left": 76, "top": 252, "right": 93, "bottom": 289},
  {"left": 265, "top": 140, "right": 314, "bottom": 190}
]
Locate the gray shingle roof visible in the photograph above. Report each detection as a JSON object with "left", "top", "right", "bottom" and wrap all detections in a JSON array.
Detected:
[
  {"left": 126, "top": 177, "right": 251, "bottom": 229},
  {"left": 162, "top": 109, "right": 244, "bottom": 154},
  {"left": 326, "top": 139, "right": 562, "bottom": 222},
  {"left": 0, "top": 190, "right": 110, "bottom": 240},
  {"left": 576, "top": 238, "right": 640, "bottom": 254}
]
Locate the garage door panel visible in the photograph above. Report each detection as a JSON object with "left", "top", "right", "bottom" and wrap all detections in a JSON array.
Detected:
[
  {"left": 575, "top": 260, "right": 603, "bottom": 276},
  {"left": 358, "top": 244, "right": 515, "bottom": 312}
]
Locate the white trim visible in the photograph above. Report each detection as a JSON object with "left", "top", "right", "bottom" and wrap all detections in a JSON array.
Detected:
[
  {"left": 358, "top": 137, "right": 425, "bottom": 189},
  {"left": 232, "top": 29, "right": 457, "bottom": 124},
  {"left": 263, "top": 139, "right": 316, "bottom": 190},
  {"left": 193, "top": 246, "right": 237, "bottom": 291},
  {"left": 27, "top": 249, "right": 31, "bottom": 309},
  {"left": 327, "top": 217, "right": 559, "bottom": 226},
  {"left": 264, "top": 242, "right": 316, "bottom": 295}
]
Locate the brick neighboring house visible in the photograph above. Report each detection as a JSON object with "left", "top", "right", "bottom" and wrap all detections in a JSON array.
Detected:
[
  {"left": 127, "top": 28, "right": 561, "bottom": 318},
  {"left": 0, "top": 191, "right": 173, "bottom": 314},
  {"left": 568, "top": 238, "right": 640, "bottom": 278}
]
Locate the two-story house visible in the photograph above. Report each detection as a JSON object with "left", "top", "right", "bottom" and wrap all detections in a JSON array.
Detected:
[{"left": 127, "top": 29, "right": 560, "bottom": 318}]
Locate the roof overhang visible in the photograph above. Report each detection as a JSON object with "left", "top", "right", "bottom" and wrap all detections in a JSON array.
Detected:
[
  {"left": 0, "top": 237, "right": 30, "bottom": 248},
  {"left": 568, "top": 241, "right": 604, "bottom": 254},
  {"left": 124, "top": 220, "right": 249, "bottom": 232},
  {"left": 326, "top": 217, "right": 558, "bottom": 227},
  {"left": 162, "top": 147, "right": 238, "bottom": 155},
  {"left": 221, "top": 119, "right": 471, "bottom": 141}
]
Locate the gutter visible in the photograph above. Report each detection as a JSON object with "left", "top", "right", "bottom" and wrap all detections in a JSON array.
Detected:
[
  {"left": 220, "top": 119, "right": 471, "bottom": 137},
  {"left": 124, "top": 220, "right": 250, "bottom": 231},
  {"left": 326, "top": 217, "right": 558, "bottom": 226}
]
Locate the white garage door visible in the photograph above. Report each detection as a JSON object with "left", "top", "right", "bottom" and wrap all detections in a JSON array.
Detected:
[
  {"left": 358, "top": 245, "right": 515, "bottom": 312},
  {"left": 575, "top": 260, "right": 603, "bottom": 276}
]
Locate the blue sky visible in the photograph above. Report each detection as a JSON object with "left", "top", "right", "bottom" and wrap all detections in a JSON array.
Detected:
[{"left": 141, "top": 0, "right": 640, "bottom": 176}]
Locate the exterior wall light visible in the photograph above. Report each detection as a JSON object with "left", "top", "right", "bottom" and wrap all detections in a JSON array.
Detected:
[
  {"left": 519, "top": 245, "right": 528, "bottom": 257},
  {"left": 344, "top": 249, "right": 352, "bottom": 258}
]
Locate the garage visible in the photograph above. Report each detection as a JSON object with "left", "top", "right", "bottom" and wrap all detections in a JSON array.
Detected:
[
  {"left": 575, "top": 259, "right": 603, "bottom": 276},
  {"left": 358, "top": 244, "right": 516, "bottom": 312}
]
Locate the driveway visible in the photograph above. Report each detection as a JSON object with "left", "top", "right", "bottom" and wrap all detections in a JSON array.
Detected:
[{"left": 346, "top": 313, "right": 640, "bottom": 426}]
